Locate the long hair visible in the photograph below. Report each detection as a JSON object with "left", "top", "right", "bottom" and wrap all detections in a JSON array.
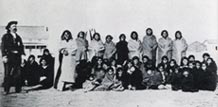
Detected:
[
  {"left": 175, "top": 31, "right": 182, "bottom": 40},
  {"left": 77, "top": 31, "right": 85, "bottom": 39},
  {"left": 146, "top": 28, "right": 153, "bottom": 36},
  {"left": 130, "top": 31, "right": 138, "bottom": 40},
  {"left": 61, "top": 30, "right": 72, "bottom": 41}
]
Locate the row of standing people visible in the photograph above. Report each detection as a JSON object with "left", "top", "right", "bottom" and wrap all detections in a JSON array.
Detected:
[{"left": 55, "top": 29, "right": 216, "bottom": 92}]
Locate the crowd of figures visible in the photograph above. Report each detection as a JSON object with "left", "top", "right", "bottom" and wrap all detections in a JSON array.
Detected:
[
  {"left": 1, "top": 21, "right": 217, "bottom": 95},
  {"left": 53, "top": 28, "right": 217, "bottom": 92}
]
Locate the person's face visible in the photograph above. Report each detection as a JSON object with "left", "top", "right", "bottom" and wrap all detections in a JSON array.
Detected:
[
  {"left": 94, "top": 34, "right": 100, "bottom": 40},
  {"left": 132, "top": 33, "right": 137, "bottom": 40},
  {"left": 176, "top": 33, "right": 182, "bottom": 39},
  {"left": 133, "top": 59, "right": 139, "bottom": 65},
  {"left": 111, "top": 60, "right": 116, "bottom": 66},
  {"left": 188, "top": 63, "right": 194, "bottom": 69},
  {"left": 189, "top": 57, "right": 195, "bottom": 62},
  {"left": 196, "top": 63, "right": 201, "bottom": 69},
  {"left": 64, "top": 32, "right": 70, "bottom": 40},
  {"left": 120, "top": 36, "right": 125, "bottom": 41},
  {"left": 147, "top": 70, "right": 152, "bottom": 75},
  {"left": 203, "top": 56, "right": 209, "bottom": 61},
  {"left": 142, "top": 57, "right": 148, "bottom": 63},
  {"left": 97, "top": 59, "right": 103, "bottom": 65},
  {"left": 183, "top": 59, "right": 188, "bottom": 65},
  {"left": 158, "top": 66, "right": 164, "bottom": 72},
  {"left": 202, "top": 64, "right": 207, "bottom": 70},
  {"left": 127, "top": 62, "right": 132, "bottom": 68},
  {"left": 207, "top": 59, "right": 212, "bottom": 65},
  {"left": 103, "top": 64, "right": 108, "bottom": 70},
  {"left": 41, "top": 59, "right": 47, "bottom": 66},
  {"left": 9, "top": 24, "right": 17, "bottom": 33},
  {"left": 146, "top": 29, "right": 152, "bottom": 35},
  {"left": 44, "top": 51, "right": 49, "bottom": 55},
  {"left": 106, "top": 37, "right": 112, "bottom": 43},
  {"left": 29, "top": 57, "right": 34, "bottom": 62},
  {"left": 108, "top": 69, "right": 114, "bottom": 75},
  {"left": 183, "top": 71, "right": 189, "bottom": 77},
  {"left": 162, "top": 32, "right": 168, "bottom": 38},
  {"left": 170, "top": 61, "right": 175, "bottom": 67},
  {"left": 118, "top": 70, "right": 122, "bottom": 77},
  {"left": 79, "top": 32, "right": 84, "bottom": 38},
  {"left": 162, "top": 58, "right": 168, "bottom": 64}
]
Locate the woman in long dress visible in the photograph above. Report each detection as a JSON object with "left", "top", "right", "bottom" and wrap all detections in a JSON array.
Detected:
[
  {"left": 142, "top": 28, "right": 158, "bottom": 66},
  {"left": 157, "top": 30, "right": 173, "bottom": 63},
  {"left": 76, "top": 31, "right": 88, "bottom": 62},
  {"left": 116, "top": 34, "right": 129, "bottom": 65},
  {"left": 127, "top": 31, "right": 142, "bottom": 60},
  {"left": 57, "top": 30, "right": 77, "bottom": 91},
  {"left": 103, "top": 35, "right": 116, "bottom": 60},
  {"left": 172, "top": 31, "right": 188, "bottom": 64},
  {"left": 88, "top": 29, "right": 105, "bottom": 61}
]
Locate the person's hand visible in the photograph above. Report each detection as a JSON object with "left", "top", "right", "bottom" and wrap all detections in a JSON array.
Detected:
[
  {"left": 2, "top": 56, "right": 8, "bottom": 63},
  {"left": 40, "top": 76, "right": 46, "bottom": 81}
]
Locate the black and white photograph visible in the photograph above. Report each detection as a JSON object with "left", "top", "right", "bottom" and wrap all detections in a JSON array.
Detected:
[{"left": 0, "top": 0, "right": 218, "bottom": 107}]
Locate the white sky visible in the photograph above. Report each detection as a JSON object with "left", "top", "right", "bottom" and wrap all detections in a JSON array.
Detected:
[{"left": 0, "top": 0, "right": 217, "bottom": 51}]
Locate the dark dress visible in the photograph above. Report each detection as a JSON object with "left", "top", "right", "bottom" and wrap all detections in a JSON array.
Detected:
[
  {"left": 39, "top": 65, "right": 54, "bottom": 88},
  {"left": 181, "top": 74, "right": 195, "bottom": 92},
  {"left": 116, "top": 41, "right": 129, "bottom": 65},
  {"left": 199, "top": 63, "right": 217, "bottom": 91},
  {"left": 26, "top": 61, "right": 40, "bottom": 86},
  {"left": 122, "top": 67, "right": 142, "bottom": 89}
]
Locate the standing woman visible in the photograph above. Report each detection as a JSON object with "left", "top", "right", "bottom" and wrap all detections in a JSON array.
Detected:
[
  {"left": 116, "top": 34, "right": 129, "bottom": 65},
  {"left": 128, "top": 31, "right": 142, "bottom": 60},
  {"left": 172, "top": 31, "right": 188, "bottom": 64},
  {"left": 88, "top": 29, "right": 105, "bottom": 61},
  {"left": 76, "top": 31, "right": 89, "bottom": 62},
  {"left": 142, "top": 28, "right": 158, "bottom": 66},
  {"left": 158, "top": 30, "right": 173, "bottom": 63},
  {"left": 103, "top": 35, "right": 117, "bottom": 61},
  {"left": 56, "top": 30, "right": 78, "bottom": 91}
]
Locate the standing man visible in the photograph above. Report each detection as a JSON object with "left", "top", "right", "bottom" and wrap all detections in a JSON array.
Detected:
[{"left": 1, "top": 21, "right": 25, "bottom": 94}]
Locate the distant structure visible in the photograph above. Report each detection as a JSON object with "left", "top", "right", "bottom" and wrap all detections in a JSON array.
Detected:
[
  {"left": 187, "top": 39, "right": 218, "bottom": 61},
  {"left": 0, "top": 26, "right": 49, "bottom": 57}
]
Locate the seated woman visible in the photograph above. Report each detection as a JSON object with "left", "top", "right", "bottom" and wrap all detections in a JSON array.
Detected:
[
  {"left": 111, "top": 67, "right": 125, "bottom": 91},
  {"left": 40, "top": 49, "right": 54, "bottom": 67},
  {"left": 25, "top": 58, "right": 54, "bottom": 92},
  {"left": 122, "top": 61, "right": 142, "bottom": 90},
  {"left": 158, "top": 56, "right": 169, "bottom": 71},
  {"left": 167, "top": 59, "right": 181, "bottom": 91},
  {"left": 198, "top": 59, "right": 217, "bottom": 91},
  {"left": 180, "top": 68, "right": 197, "bottom": 92},
  {"left": 145, "top": 65, "right": 163, "bottom": 89},
  {"left": 94, "top": 67, "right": 116, "bottom": 91},
  {"left": 26, "top": 55, "right": 40, "bottom": 86},
  {"left": 82, "top": 69, "right": 105, "bottom": 92}
]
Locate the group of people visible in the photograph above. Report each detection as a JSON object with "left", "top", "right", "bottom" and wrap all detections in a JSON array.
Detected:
[{"left": 1, "top": 21, "right": 217, "bottom": 95}]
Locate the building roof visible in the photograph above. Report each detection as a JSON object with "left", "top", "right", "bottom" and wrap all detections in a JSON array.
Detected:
[{"left": 0, "top": 26, "right": 49, "bottom": 41}]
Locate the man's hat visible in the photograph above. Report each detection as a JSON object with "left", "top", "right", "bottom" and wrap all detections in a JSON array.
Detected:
[{"left": 5, "top": 21, "right": 18, "bottom": 30}]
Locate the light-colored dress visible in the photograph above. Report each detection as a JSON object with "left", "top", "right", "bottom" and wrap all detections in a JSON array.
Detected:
[
  {"left": 128, "top": 39, "right": 142, "bottom": 59},
  {"left": 157, "top": 37, "right": 173, "bottom": 63},
  {"left": 103, "top": 41, "right": 116, "bottom": 59},
  {"left": 142, "top": 35, "right": 158, "bottom": 60},
  {"left": 172, "top": 38, "right": 188, "bottom": 64},
  {"left": 88, "top": 40, "right": 105, "bottom": 61},
  {"left": 76, "top": 37, "right": 88, "bottom": 61},
  {"left": 58, "top": 40, "right": 77, "bottom": 84}
]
